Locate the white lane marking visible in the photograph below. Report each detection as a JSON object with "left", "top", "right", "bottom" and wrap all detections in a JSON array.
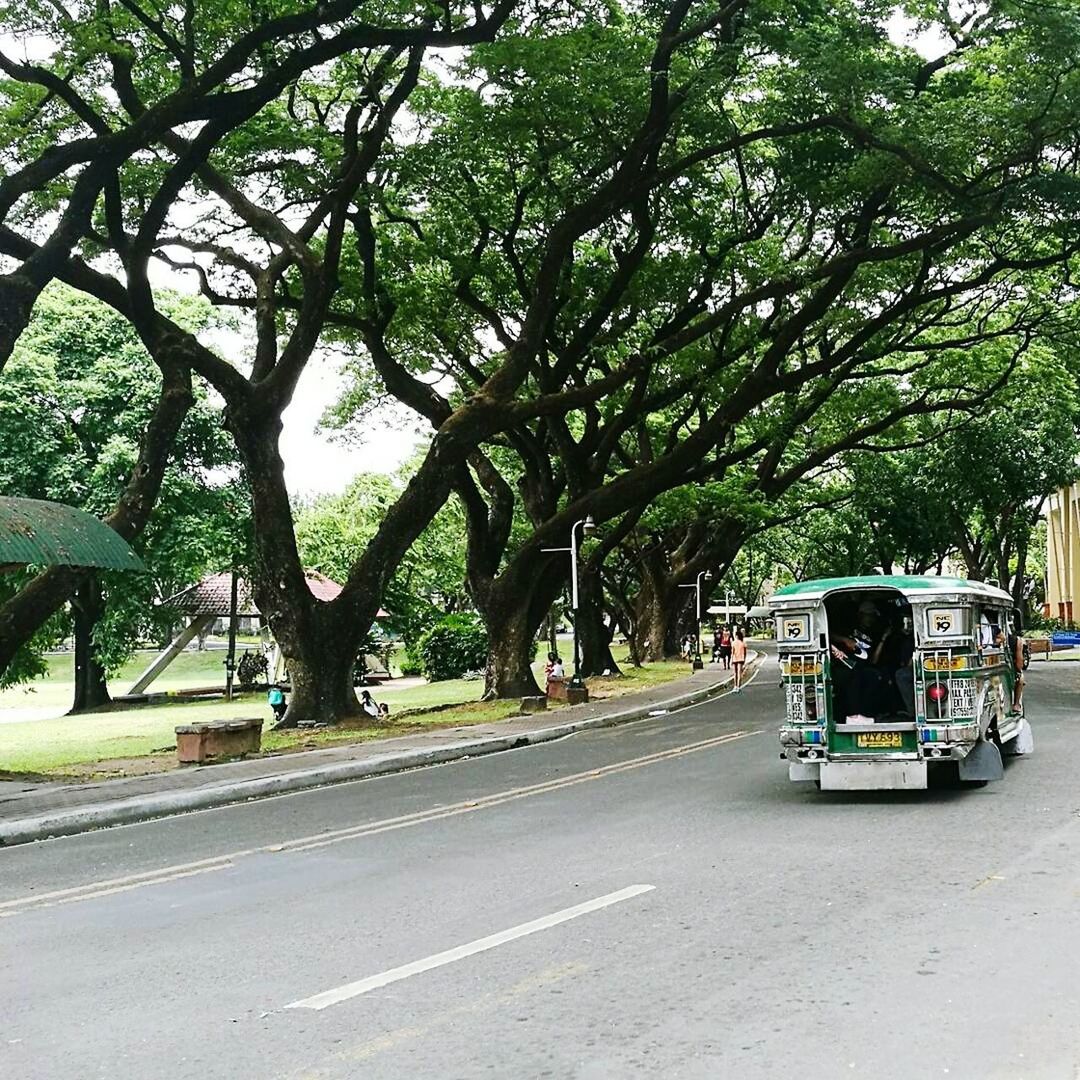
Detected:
[
  {"left": 284, "top": 884, "right": 655, "bottom": 1011},
  {"left": 0, "top": 731, "right": 757, "bottom": 916}
]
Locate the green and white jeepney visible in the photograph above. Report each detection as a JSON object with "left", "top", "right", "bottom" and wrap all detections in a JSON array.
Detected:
[{"left": 770, "top": 575, "right": 1031, "bottom": 791}]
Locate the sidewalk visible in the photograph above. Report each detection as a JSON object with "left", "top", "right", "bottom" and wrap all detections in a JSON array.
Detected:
[{"left": 0, "top": 658, "right": 761, "bottom": 847}]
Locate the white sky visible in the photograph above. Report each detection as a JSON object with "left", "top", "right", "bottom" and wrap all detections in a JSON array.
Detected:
[{"left": 279, "top": 359, "right": 423, "bottom": 498}]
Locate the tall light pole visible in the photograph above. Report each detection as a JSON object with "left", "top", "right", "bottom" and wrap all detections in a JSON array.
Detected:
[
  {"left": 542, "top": 515, "right": 595, "bottom": 688},
  {"left": 679, "top": 569, "right": 712, "bottom": 669}
]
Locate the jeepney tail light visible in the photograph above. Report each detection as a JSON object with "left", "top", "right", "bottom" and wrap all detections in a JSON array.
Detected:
[{"left": 927, "top": 681, "right": 948, "bottom": 719}]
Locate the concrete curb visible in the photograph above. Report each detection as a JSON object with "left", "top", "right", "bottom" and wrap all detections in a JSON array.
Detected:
[{"left": 0, "top": 653, "right": 762, "bottom": 847}]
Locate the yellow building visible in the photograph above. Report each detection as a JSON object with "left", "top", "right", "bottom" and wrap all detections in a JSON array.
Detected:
[{"left": 1047, "top": 483, "right": 1080, "bottom": 625}]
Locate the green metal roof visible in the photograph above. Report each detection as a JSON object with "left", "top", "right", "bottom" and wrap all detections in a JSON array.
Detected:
[
  {"left": 770, "top": 575, "right": 1012, "bottom": 604},
  {"left": 0, "top": 497, "right": 144, "bottom": 572}
]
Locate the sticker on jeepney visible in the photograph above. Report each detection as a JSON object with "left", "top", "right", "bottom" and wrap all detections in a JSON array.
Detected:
[
  {"left": 787, "top": 683, "right": 806, "bottom": 724},
  {"left": 950, "top": 679, "right": 976, "bottom": 716},
  {"left": 927, "top": 607, "right": 963, "bottom": 637},
  {"left": 779, "top": 614, "right": 810, "bottom": 643}
]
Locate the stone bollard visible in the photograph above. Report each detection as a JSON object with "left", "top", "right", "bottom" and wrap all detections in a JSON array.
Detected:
[
  {"left": 175, "top": 718, "right": 263, "bottom": 764},
  {"left": 546, "top": 677, "right": 568, "bottom": 702},
  {"left": 547, "top": 677, "right": 589, "bottom": 705}
]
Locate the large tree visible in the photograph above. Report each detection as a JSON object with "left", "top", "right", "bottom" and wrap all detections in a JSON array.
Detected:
[
  {"left": 0, "top": 2, "right": 518, "bottom": 724},
  {"left": 327, "top": 0, "right": 1080, "bottom": 694}
]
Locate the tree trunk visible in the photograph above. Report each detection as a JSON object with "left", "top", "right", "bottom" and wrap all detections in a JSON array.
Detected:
[
  {"left": 633, "top": 566, "right": 684, "bottom": 661},
  {"left": 230, "top": 386, "right": 460, "bottom": 726},
  {"left": 227, "top": 408, "right": 362, "bottom": 728},
  {"left": 280, "top": 611, "right": 362, "bottom": 727},
  {"left": 476, "top": 554, "right": 565, "bottom": 699},
  {"left": 70, "top": 574, "right": 111, "bottom": 712},
  {"left": 0, "top": 274, "right": 42, "bottom": 373},
  {"left": 484, "top": 603, "right": 543, "bottom": 698},
  {"left": 577, "top": 570, "right": 620, "bottom": 677}
]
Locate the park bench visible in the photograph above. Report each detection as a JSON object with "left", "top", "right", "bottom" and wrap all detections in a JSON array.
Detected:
[
  {"left": 1026, "top": 637, "right": 1051, "bottom": 662},
  {"left": 175, "top": 718, "right": 263, "bottom": 764}
]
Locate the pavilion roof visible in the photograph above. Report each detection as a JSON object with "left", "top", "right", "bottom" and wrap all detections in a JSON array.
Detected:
[
  {"left": 0, "top": 497, "right": 144, "bottom": 572},
  {"left": 162, "top": 570, "right": 389, "bottom": 618}
]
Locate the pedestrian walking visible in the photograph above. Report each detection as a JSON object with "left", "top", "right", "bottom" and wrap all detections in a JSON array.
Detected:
[
  {"left": 731, "top": 627, "right": 747, "bottom": 691},
  {"left": 718, "top": 624, "right": 733, "bottom": 670}
]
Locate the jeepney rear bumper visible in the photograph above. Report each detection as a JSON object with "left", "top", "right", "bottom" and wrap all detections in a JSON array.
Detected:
[{"left": 818, "top": 760, "right": 928, "bottom": 790}]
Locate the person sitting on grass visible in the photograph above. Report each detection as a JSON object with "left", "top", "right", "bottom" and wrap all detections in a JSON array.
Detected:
[{"left": 360, "top": 689, "right": 380, "bottom": 718}]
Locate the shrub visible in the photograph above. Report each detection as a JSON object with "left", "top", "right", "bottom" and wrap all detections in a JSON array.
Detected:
[
  {"left": 416, "top": 613, "right": 488, "bottom": 681},
  {"left": 398, "top": 640, "right": 424, "bottom": 677},
  {"left": 237, "top": 649, "right": 269, "bottom": 690}
]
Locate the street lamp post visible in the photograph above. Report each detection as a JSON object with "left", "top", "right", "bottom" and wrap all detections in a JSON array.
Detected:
[
  {"left": 542, "top": 515, "right": 596, "bottom": 689},
  {"left": 679, "top": 570, "right": 712, "bottom": 669}
]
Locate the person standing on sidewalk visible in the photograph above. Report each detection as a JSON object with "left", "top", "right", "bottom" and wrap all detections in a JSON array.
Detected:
[{"left": 731, "top": 627, "right": 747, "bottom": 691}]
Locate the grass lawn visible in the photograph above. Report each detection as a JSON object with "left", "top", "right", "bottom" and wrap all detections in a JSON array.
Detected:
[{"left": 0, "top": 642, "right": 694, "bottom": 777}]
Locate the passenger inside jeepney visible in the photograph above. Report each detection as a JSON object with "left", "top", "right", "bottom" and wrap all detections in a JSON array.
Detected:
[{"left": 826, "top": 593, "right": 914, "bottom": 721}]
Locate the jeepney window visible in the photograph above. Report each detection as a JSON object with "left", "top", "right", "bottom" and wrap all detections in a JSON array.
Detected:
[{"left": 977, "top": 607, "right": 1005, "bottom": 650}]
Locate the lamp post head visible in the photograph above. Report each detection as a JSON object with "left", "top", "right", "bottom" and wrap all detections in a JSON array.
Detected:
[
  {"left": 704, "top": 570, "right": 713, "bottom": 581},
  {"left": 582, "top": 515, "right": 596, "bottom": 533}
]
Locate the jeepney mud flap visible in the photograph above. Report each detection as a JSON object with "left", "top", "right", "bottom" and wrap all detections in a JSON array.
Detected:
[
  {"left": 958, "top": 738, "right": 1004, "bottom": 782},
  {"left": 1003, "top": 717, "right": 1034, "bottom": 756},
  {"left": 819, "top": 761, "right": 927, "bottom": 791}
]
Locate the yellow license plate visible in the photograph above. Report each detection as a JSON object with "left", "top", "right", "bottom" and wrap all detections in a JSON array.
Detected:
[{"left": 855, "top": 732, "right": 903, "bottom": 749}]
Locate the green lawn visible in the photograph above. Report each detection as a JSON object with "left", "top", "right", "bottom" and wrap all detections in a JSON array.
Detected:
[{"left": 0, "top": 643, "right": 695, "bottom": 777}]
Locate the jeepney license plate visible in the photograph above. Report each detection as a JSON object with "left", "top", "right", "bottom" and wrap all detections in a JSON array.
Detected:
[{"left": 855, "top": 732, "right": 903, "bottom": 749}]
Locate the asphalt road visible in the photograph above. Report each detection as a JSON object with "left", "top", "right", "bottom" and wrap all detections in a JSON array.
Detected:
[{"left": 3, "top": 657, "right": 1079, "bottom": 1080}]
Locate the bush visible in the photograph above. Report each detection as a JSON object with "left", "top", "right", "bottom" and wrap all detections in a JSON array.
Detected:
[
  {"left": 237, "top": 649, "right": 269, "bottom": 690},
  {"left": 398, "top": 640, "right": 424, "bottom": 677},
  {"left": 415, "top": 613, "right": 488, "bottom": 681}
]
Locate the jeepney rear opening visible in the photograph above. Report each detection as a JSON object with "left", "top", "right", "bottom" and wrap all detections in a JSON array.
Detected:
[
  {"left": 777, "top": 587, "right": 917, "bottom": 727},
  {"left": 822, "top": 588, "right": 916, "bottom": 724}
]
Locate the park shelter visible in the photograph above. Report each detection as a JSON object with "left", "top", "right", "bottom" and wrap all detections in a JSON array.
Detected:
[
  {"left": 127, "top": 570, "right": 389, "bottom": 694},
  {"left": 0, "top": 496, "right": 143, "bottom": 572},
  {"left": 1047, "top": 483, "right": 1080, "bottom": 625}
]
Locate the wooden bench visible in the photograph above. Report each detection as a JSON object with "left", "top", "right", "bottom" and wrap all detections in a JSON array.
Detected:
[
  {"left": 175, "top": 718, "right": 263, "bottom": 764},
  {"left": 1026, "top": 637, "right": 1051, "bottom": 661}
]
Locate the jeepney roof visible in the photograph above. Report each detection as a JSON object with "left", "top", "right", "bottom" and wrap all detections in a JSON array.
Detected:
[{"left": 769, "top": 574, "right": 1013, "bottom": 606}]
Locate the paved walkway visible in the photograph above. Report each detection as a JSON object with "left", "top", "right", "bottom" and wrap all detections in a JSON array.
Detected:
[{"left": 0, "top": 660, "right": 760, "bottom": 846}]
